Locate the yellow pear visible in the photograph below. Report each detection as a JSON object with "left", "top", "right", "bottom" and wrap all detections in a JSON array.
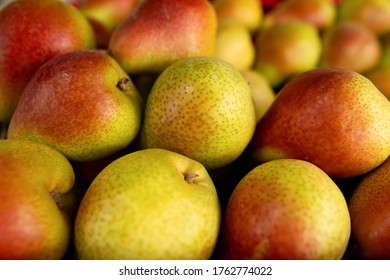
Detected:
[
  {"left": 215, "top": 19, "right": 256, "bottom": 71},
  {"left": 74, "top": 148, "right": 220, "bottom": 260},
  {"left": 240, "top": 69, "right": 276, "bottom": 122},
  {"left": 140, "top": 56, "right": 257, "bottom": 170}
]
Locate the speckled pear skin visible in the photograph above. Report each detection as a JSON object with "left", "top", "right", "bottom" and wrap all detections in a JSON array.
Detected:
[
  {"left": 0, "top": 139, "right": 75, "bottom": 260},
  {"left": 348, "top": 156, "right": 390, "bottom": 259},
  {"left": 0, "top": 0, "right": 96, "bottom": 123},
  {"left": 74, "top": 148, "right": 221, "bottom": 260},
  {"left": 7, "top": 50, "right": 142, "bottom": 162},
  {"left": 109, "top": 0, "right": 217, "bottom": 74},
  {"left": 221, "top": 159, "right": 351, "bottom": 260},
  {"left": 251, "top": 68, "right": 390, "bottom": 179},
  {"left": 140, "top": 56, "right": 257, "bottom": 170}
]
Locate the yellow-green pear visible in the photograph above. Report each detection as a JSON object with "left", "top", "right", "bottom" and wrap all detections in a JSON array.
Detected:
[
  {"left": 254, "top": 21, "right": 322, "bottom": 88},
  {"left": 215, "top": 19, "right": 256, "bottom": 71},
  {"left": 338, "top": 0, "right": 390, "bottom": 35},
  {"left": 0, "top": 139, "right": 75, "bottom": 259},
  {"left": 366, "top": 67, "right": 390, "bottom": 100},
  {"left": 240, "top": 69, "right": 276, "bottom": 123},
  {"left": 74, "top": 148, "right": 221, "bottom": 260},
  {"left": 212, "top": 0, "right": 263, "bottom": 33},
  {"left": 140, "top": 56, "right": 257, "bottom": 170},
  {"left": 220, "top": 159, "right": 351, "bottom": 260}
]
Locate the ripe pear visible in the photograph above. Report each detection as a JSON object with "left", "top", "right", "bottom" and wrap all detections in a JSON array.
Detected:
[
  {"left": 74, "top": 148, "right": 221, "bottom": 260},
  {"left": 109, "top": 0, "right": 217, "bottom": 74},
  {"left": 320, "top": 21, "right": 382, "bottom": 74},
  {"left": 338, "top": 0, "right": 390, "bottom": 35},
  {"left": 254, "top": 21, "right": 322, "bottom": 88},
  {"left": 212, "top": 0, "right": 263, "bottom": 33},
  {"left": 262, "top": 0, "right": 336, "bottom": 31},
  {"left": 0, "top": 0, "right": 95, "bottom": 123},
  {"left": 7, "top": 50, "right": 142, "bottom": 162},
  {"left": 140, "top": 56, "right": 257, "bottom": 170},
  {"left": 240, "top": 69, "right": 276, "bottom": 122},
  {"left": 220, "top": 159, "right": 351, "bottom": 260},
  {"left": 251, "top": 67, "right": 390, "bottom": 179},
  {"left": 215, "top": 19, "right": 256, "bottom": 71},
  {"left": 78, "top": 0, "right": 139, "bottom": 49},
  {"left": 0, "top": 139, "right": 75, "bottom": 259},
  {"left": 348, "top": 156, "right": 390, "bottom": 259},
  {"left": 366, "top": 67, "right": 390, "bottom": 100}
]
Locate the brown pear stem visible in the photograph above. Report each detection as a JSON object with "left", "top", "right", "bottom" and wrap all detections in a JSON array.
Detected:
[
  {"left": 0, "top": 122, "right": 8, "bottom": 140},
  {"left": 117, "top": 77, "right": 131, "bottom": 92},
  {"left": 184, "top": 172, "right": 199, "bottom": 183}
]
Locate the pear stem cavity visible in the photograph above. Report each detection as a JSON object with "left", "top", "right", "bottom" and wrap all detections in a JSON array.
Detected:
[
  {"left": 117, "top": 77, "right": 132, "bottom": 92},
  {"left": 0, "top": 122, "right": 8, "bottom": 139},
  {"left": 184, "top": 172, "right": 199, "bottom": 184}
]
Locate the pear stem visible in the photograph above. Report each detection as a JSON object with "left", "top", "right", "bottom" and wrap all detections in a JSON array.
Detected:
[
  {"left": 117, "top": 77, "right": 131, "bottom": 92},
  {"left": 0, "top": 122, "right": 8, "bottom": 140},
  {"left": 184, "top": 172, "right": 199, "bottom": 183}
]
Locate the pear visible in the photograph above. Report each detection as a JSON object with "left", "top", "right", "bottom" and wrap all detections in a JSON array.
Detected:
[
  {"left": 348, "top": 156, "right": 390, "bottom": 259},
  {"left": 140, "top": 56, "right": 257, "bottom": 170},
  {"left": 366, "top": 67, "right": 390, "bottom": 100},
  {"left": 320, "top": 21, "right": 382, "bottom": 74},
  {"left": 215, "top": 19, "right": 256, "bottom": 71},
  {"left": 240, "top": 69, "right": 276, "bottom": 123},
  {"left": 262, "top": 0, "right": 336, "bottom": 31},
  {"left": 212, "top": 0, "right": 263, "bottom": 33},
  {"left": 251, "top": 67, "right": 390, "bottom": 179},
  {"left": 78, "top": 0, "right": 139, "bottom": 49},
  {"left": 254, "top": 21, "right": 322, "bottom": 88},
  {"left": 219, "top": 159, "right": 351, "bottom": 260},
  {"left": 74, "top": 148, "right": 221, "bottom": 260},
  {"left": 0, "top": 0, "right": 95, "bottom": 123},
  {"left": 108, "top": 0, "right": 217, "bottom": 74},
  {"left": 338, "top": 0, "right": 390, "bottom": 35},
  {"left": 7, "top": 50, "right": 142, "bottom": 162},
  {"left": 0, "top": 139, "right": 75, "bottom": 259}
]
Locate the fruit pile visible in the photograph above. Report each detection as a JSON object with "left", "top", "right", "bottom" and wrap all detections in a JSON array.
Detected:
[{"left": 1, "top": 0, "right": 390, "bottom": 260}]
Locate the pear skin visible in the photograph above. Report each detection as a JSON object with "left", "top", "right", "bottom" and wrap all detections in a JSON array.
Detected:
[
  {"left": 212, "top": 0, "right": 263, "bottom": 33},
  {"left": 262, "top": 0, "right": 336, "bottom": 31},
  {"left": 320, "top": 21, "right": 382, "bottom": 74},
  {"left": 348, "top": 156, "right": 390, "bottom": 259},
  {"left": 0, "top": 0, "right": 95, "bottom": 123},
  {"left": 109, "top": 0, "right": 217, "bottom": 74},
  {"left": 254, "top": 21, "right": 322, "bottom": 88},
  {"left": 338, "top": 0, "right": 390, "bottom": 35},
  {"left": 220, "top": 159, "right": 351, "bottom": 260},
  {"left": 74, "top": 148, "right": 221, "bottom": 260},
  {"left": 8, "top": 50, "right": 142, "bottom": 162},
  {"left": 366, "top": 67, "right": 390, "bottom": 100},
  {"left": 251, "top": 68, "right": 390, "bottom": 179},
  {"left": 140, "top": 56, "right": 257, "bottom": 170},
  {"left": 0, "top": 139, "right": 75, "bottom": 259}
]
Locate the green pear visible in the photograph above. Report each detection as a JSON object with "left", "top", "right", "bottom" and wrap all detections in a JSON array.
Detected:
[
  {"left": 140, "top": 56, "right": 257, "bottom": 170},
  {"left": 240, "top": 69, "right": 276, "bottom": 123},
  {"left": 219, "top": 159, "right": 351, "bottom": 260},
  {"left": 78, "top": 0, "right": 139, "bottom": 49},
  {"left": 338, "top": 0, "right": 390, "bottom": 35},
  {"left": 320, "top": 21, "right": 382, "bottom": 74},
  {"left": 251, "top": 67, "right": 390, "bottom": 179},
  {"left": 254, "top": 21, "right": 322, "bottom": 88},
  {"left": 0, "top": 139, "right": 75, "bottom": 259},
  {"left": 0, "top": 0, "right": 95, "bottom": 123},
  {"left": 109, "top": 0, "right": 217, "bottom": 74},
  {"left": 215, "top": 19, "right": 256, "bottom": 71},
  {"left": 262, "top": 0, "right": 336, "bottom": 31},
  {"left": 212, "top": 0, "right": 263, "bottom": 33},
  {"left": 7, "top": 50, "right": 142, "bottom": 162},
  {"left": 348, "top": 156, "right": 390, "bottom": 259},
  {"left": 74, "top": 148, "right": 221, "bottom": 260}
]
